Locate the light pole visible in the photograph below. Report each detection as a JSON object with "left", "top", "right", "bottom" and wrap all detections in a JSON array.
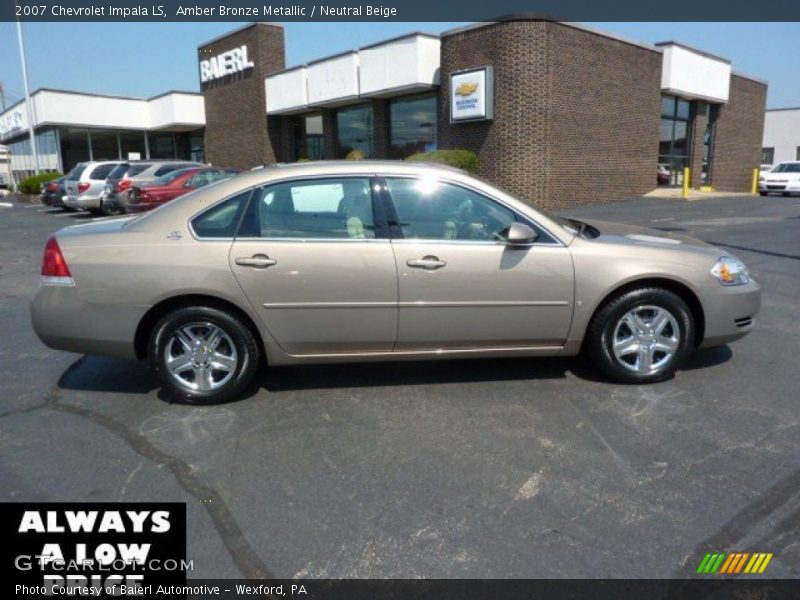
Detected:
[{"left": 16, "top": 18, "right": 40, "bottom": 174}]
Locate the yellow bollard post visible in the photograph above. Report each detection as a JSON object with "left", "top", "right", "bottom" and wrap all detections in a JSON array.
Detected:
[
  {"left": 751, "top": 168, "right": 759, "bottom": 194},
  {"left": 682, "top": 167, "right": 690, "bottom": 199}
]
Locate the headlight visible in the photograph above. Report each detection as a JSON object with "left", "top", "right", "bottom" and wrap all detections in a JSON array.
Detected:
[
  {"left": 711, "top": 256, "right": 750, "bottom": 286},
  {"left": 759, "top": 176, "right": 765, "bottom": 182}
]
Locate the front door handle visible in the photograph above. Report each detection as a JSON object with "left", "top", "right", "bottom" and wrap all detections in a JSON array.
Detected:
[
  {"left": 235, "top": 254, "right": 277, "bottom": 268},
  {"left": 406, "top": 255, "right": 447, "bottom": 270}
]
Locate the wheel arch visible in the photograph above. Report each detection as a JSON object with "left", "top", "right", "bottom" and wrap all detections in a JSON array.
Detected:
[
  {"left": 134, "top": 294, "right": 266, "bottom": 361},
  {"left": 585, "top": 277, "right": 705, "bottom": 348}
]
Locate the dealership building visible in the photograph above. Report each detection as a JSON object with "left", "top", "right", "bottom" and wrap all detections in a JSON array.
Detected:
[
  {"left": 0, "top": 19, "right": 768, "bottom": 208},
  {"left": 762, "top": 107, "right": 800, "bottom": 165}
]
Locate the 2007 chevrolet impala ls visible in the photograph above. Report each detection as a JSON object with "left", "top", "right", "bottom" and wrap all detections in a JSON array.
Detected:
[{"left": 31, "top": 161, "right": 760, "bottom": 404}]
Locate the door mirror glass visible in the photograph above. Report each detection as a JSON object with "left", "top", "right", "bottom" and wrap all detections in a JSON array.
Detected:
[{"left": 507, "top": 222, "right": 538, "bottom": 245}]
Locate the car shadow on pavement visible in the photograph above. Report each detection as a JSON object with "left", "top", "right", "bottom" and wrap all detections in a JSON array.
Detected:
[
  {"left": 58, "top": 355, "right": 159, "bottom": 395},
  {"left": 262, "top": 356, "right": 584, "bottom": 392},
  {"left": 679, "top": 345, "right": 733, "bottom": 371}
]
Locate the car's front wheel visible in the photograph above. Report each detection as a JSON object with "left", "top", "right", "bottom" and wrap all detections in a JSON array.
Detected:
[
  {"left": 585, "top": 287, "right": 694, "bottom": 384},
  {"left": 148, "top": 306, "right": 261, "bottom": 404}
]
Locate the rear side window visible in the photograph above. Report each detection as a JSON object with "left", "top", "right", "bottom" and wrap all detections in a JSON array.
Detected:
[
  {"left": 89, "top": 163, "right": 118, "bottom": 180},
  {"left": 68, "top": 164, "right": 87, "bottom": 181},
  {"left": 191, "top": 190, "right": 251, "bottom": 238},
  {"left": 253, "top": 178, "right": 375, "bottom": 239},
  {"left": 107, "top": 164, "right": 130, "bottom": 179},
  {"left": 127, "top": 164, "right": 151, "bottom": 177}
]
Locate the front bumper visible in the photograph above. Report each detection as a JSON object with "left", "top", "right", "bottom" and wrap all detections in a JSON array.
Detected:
[
  {"left": 759, "top": 180, "right": 800, "bottom": 193},
  {"left": 698, "top": 280, "right": 761, "bottom": 348}
]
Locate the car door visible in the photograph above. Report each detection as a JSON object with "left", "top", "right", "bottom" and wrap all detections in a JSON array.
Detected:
[
  {"left": 384, "top": 176, "right": 575, "bottom": 351},
  {"left": 228, "top": 176, "right": 398, "bottom": 355}
]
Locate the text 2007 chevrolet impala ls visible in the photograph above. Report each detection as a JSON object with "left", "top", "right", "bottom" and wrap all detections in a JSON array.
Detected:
[{"left": 31, "top": 161, "right": 760, "bottom": 404}]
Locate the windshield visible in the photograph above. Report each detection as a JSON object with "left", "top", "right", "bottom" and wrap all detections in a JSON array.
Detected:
[
  {"left": 151, "top": 168, "right": 195, "bottom": 186},
  {"left": 771, "top": 163, "right": 800, "bottom": 173}
]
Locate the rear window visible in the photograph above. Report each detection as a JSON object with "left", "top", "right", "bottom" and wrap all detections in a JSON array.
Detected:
[
  {"left": 127, "top": 164, "right": 152, "bottom": 177},
  {"left": 68, "top": 163, "right": 87, "bottom": 181},
  {"left": 89, "top": 163, "right": 119, "bottom": 180},
  {"left": 191, "top": 191, "right": 252, "bottom": 238},
  {"left": 107, "top": 163, "right": 130, "bottom": 180},
  {"left": 153, "top": 164, "right": 187, "bottom": 177},
  {"left": 152, "top": 168, "right": 195, "bottom": 186}
]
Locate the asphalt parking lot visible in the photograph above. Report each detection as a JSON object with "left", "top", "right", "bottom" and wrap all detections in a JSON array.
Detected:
[{"left": 1, "top": 194, "right": 798, "bottom": 579}]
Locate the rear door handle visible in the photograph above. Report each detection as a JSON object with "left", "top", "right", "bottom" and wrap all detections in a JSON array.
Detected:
[
  {"left": 406, "top": 255, "right": 447, "bottom": 270},
  {"left": 235, "top": 254, "right": 277, "bottom": 268}
]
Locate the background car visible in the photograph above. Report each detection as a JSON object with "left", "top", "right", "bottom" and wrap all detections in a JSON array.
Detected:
[
  {"left": 31, "top": 161, "right": 760, "bottom": 405},
  {"left": 758, "top": 161, "right": 800, "bottom": 196},
  {"left": 657, "top": 164, "right": 670, "bottom": 185},
  {"left": 63, "top": 161, "right": 125, "bottom": 214},
  {"left": 126, "top": 167, "right": 239, "bottom": 213},
  {"left": 103, "top": 160, "right": 205, "bottom": 215},
  {"left": 40, "top": 176, "right": 67, "bottom": 208}
]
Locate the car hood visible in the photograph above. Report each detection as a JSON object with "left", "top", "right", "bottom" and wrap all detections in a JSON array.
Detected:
[
  {"left": 581, "top": 219, "right": 723, "bottom": 257},
  {"left": 762, "top": 171, "right": 800, "bottom": 181}
]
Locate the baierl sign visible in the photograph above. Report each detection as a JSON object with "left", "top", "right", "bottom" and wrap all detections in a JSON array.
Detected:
[{"left": 200, "top": 45, "right": 254, "bottom": 83}]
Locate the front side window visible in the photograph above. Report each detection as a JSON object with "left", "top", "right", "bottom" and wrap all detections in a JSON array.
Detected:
[
  {"left": 253, "top": 178, "right": 376, "bottom": 239},
  {"left": 191, "top": 190, "right": 251, "bottom": 238},
  {"left": 336, "top": 105, "right": 373, "bottom": 158},
  {"left": 386, "top": 177, "right": 518, "bottom": 242}
]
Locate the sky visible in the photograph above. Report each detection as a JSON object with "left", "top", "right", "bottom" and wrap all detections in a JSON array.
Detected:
[{"left": 0, "top": 21, "right": 798, "bottom": 111}]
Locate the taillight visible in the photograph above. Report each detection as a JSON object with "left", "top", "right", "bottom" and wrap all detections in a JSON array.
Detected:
[
  {"left": 46, "top": 182, "right": 58, "bottom": 192},
  {"left": 116, "top": 178, "right": 132, "bottom": 193},
  {"left": 77, "top": 182, "right": 90, "bottom": 194},
  {"left": 41, "top": 236, "right": 73, "bottom": 285}
]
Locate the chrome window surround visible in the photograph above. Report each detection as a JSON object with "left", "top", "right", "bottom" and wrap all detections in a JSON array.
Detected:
[{"left": 188, "top": 171, "right": 566, "bottom": 247}]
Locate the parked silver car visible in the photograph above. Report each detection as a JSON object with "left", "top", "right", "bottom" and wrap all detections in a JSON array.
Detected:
[
  {"left": 103, "top": 160, "right": 205, "bottom": 215},
  {"left": 32, "top": 161, "right": 760, "bottom": 404},
  {"left": 63, "top": 161, "right": 125, "bottom": 214}
]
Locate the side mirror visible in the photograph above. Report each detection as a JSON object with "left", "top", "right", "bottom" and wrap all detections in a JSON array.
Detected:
[{"left": 507, "top": 222, "right": 538, "bottom": 246}]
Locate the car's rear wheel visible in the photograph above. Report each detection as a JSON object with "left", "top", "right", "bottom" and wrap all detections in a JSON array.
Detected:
[
  {"left": 585, "top": 287, "right": 694, "bottom": 384},
  {"left": 98, "top": 197, "right": 119, "bottom": 216},
  {"left": 148, "top": 306, "right": 261, "bottom": 404}
]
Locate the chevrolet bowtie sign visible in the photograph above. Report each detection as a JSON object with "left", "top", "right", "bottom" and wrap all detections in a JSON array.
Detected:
[
  {"left": 450, "top": 67, "right": 494, "bottom": 123},
  {"left": 199, "top": 45, "right": 254, "bottom": 83}
]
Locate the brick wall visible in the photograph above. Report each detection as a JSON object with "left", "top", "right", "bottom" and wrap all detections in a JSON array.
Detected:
[
  {"left": 689, "top": 101, "right": 710, "bottom": 188},
  {"left": 710, "top": 74, "right": 767, "bottom": 192},
  {"left": 545, "top": 23, "right": 663, "bottom": 209},
  {"left": 439, "top": 21, "right": 663, "bottom": 210},
  {"left": 200, "top": 24, "right": 285, "bottom": 169}
]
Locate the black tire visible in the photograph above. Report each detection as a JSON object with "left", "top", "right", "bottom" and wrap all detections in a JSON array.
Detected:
[
  {"left": 585, "top": 287, "right": 694, "bottom": 384},
  {"left": 98, "top": 197, "right": 118, "bottom": 216},
  {"left": 148, "top": 305, "right": 261, "bottom": 404},
  {"left": 758, "top": 192, "right": 768, "bottom": 196}
]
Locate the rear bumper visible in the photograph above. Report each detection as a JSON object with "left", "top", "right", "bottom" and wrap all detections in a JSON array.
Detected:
[
  {"left": 64, "top": 194, "right": 102, "bottom": 210},
  {"left": 698, "top": 280, "right": 761, "bottom": 348},
  {"left": 31, "top": 282, "right": 147, "bottom": 360}
]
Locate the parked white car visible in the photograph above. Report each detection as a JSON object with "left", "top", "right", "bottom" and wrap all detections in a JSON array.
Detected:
[{"left": 759, "top": 161, "right": 800, "bottom": 196}]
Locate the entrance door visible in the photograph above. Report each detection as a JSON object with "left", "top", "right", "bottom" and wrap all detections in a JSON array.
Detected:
[
  {"left": 383, "top": 177, "right": 574, "bottom": 350},
  {"left": 229, "top": 176, "right": 398, "bottom": 355}
]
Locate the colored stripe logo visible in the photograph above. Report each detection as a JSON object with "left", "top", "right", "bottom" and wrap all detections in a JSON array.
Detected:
[{"left": 696, "top": 552, "right": 773, "bottom": 574}]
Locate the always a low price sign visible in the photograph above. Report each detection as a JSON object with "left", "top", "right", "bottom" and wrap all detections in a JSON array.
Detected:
[{"left": 3, "top": 503, "right": 187, "bottom": 596}]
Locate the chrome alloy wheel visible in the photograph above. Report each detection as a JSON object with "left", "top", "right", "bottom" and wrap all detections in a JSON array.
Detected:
[
  {"left": 612, "top": 305, "right": 680, "bottom": 374},
  {"left": 164, "top": 322, "right": 238, "bottom": 392}
]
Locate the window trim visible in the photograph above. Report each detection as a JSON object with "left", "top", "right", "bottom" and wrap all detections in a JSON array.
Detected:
[{"left": 380, "top": 175, "right": 564, "bottom": 246}]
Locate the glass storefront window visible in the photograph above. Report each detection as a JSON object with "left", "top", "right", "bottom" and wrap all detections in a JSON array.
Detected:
[
  {"left": 658, "top": 94, "right": 693, "bottom": 186},
  {"left": 292, "top": 114, "right": 323, "bottom": 161},
  {"left": 389, "top": 94, "right": 437, "bottom": 159},
  {"left": 120, "top": 131, "right": 146, "bottom": 160},
  {"left": 336, "top": 105, "right": 373, "bottom": 158},
  {"left": 90, "top": 129, "right": 119, "bottom": 161},
  {"left": 147, "top": 132, "right": 176, "bottom": 159}
]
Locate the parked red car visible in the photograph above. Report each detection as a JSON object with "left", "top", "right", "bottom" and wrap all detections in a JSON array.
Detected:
[{"left": 126, "top": 167, "right": 239, "bottom": 213}]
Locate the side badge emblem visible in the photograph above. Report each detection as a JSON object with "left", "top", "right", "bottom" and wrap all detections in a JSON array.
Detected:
[{"left": 167, "top": 231, "right": 183, "bottom": 240}]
